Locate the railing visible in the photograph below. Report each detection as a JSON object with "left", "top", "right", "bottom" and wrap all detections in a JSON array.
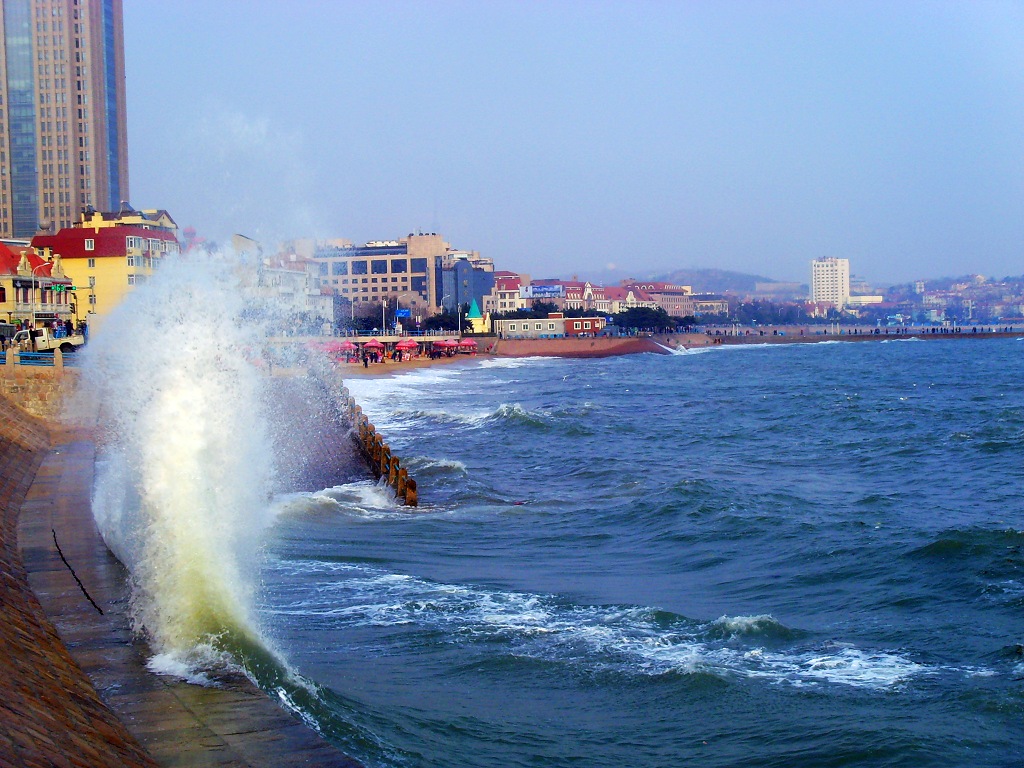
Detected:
[
  {"left": 16, "top": 352, "right": 55, "bottom": 367},
  {"left": 337, "top": 329, "right": 462, "bottom": 340},
  {"left": 6, "top": 348, "right": 80, "bottom": 368}
]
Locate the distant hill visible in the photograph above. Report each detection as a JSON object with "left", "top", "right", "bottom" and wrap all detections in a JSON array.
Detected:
[{"left": 650, "top": 268, "right": 777, "bottom": 294}]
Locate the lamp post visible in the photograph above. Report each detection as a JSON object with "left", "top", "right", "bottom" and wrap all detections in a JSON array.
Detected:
[
  {"left": 441, "top": 294, "right": 453, "bottom": 336},
  {"left": 391, "top": 291, "right": 416, "bottom": 335},
  {"left": 31, "top": 261, "right": 51, "bottom": 327}
]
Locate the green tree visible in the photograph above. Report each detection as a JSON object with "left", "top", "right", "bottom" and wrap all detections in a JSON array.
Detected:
[{"left": 612, "top": 307, "right": 674, "bottom": 331}]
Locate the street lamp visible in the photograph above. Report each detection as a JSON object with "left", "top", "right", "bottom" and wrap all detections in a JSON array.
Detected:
[
  {"left": 31, "top": 261, "right": 52, "bottom": 327},
  {"left": 439, "top": 293, "right": 464, "bottom": 335},
  {"left": 391, "top": 291, "right": 417, "bottom": 334}
]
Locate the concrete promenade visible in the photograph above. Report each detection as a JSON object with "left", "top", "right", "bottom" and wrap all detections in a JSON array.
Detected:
[{"left": 1, "top": 394, "right": 361, "bottom": 767}]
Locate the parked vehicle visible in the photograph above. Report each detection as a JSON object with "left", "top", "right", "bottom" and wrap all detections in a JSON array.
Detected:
[{"left": 12, "top": 327, "right": 86, "bottom": 354}]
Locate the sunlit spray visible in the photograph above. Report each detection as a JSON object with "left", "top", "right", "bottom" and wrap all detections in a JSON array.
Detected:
[{"left": 80, "top": 248, "right": 280, "bottom": 677}]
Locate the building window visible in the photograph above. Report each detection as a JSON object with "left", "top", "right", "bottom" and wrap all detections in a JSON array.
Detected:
[
  {"left": 508, "top": 324, "right": 516, "bottom": 331},
  {"left": 84, "top": 238, "right": 93, "bottom": 250},
  {"left": 548, "top": 323, "right": 555, "bottom": 330},
  {"left": 87, "top": 276, "right": 95, "bottom": 287},
  {"left": 332, "top": 261, "right": 347, "bottom": 276},
  {"left": 126, "top": 255, "right": 136, "bottom": 267},
  {"left": 351, "top": 261, "right": 368, "bottom": 275},
  {"left": 87, "top": 257, "right": 95, "bottom": 268},
  {"left": 574, "top": 322, "right": 581, "bottom": 329},
  {"left": 391, "top": 259, "right": 407, "bottom": 273},
  {"left": 127, "top": 275, "right": 136, "bottom": 285},
  {"left": 371, "top": 259, "right": 388, "bottom": 274},
  {"left": 88, "top": 294, "right": 96, "bottom": 305},
  {"left": 410, "top": 258, "right": 428, "bottom": 273}
]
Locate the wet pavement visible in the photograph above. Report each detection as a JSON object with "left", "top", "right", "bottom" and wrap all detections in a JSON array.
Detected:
[{"left": 1, "top": 394, "right": 362, "bottom": 767}]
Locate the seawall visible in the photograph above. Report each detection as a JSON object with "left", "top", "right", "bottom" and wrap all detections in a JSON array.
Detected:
[
  {"left": 0, "top": 395, "right": 157, "bottom": 767},
  {"left": 492, "top": 335, "right": 676, "bottom": 358},
  {"left": 491, "top": 329, "right": 1022, "bottom": 358},
  {"left": 1, "top": 372, "right": 362, "bottom": 767}
]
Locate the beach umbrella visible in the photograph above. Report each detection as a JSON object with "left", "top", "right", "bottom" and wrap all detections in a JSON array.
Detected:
[
  {"left": 458, "top": 338, "right": 478, "bottom": 347},
  {"left": 395, "top": 339, "right": 418, "bottom": 350},
  {"left": 339, "top": 340, "right": 358, "bottom": 351},
  {"left": 363, "top": 338, "right": 385, "bottom": 349}
]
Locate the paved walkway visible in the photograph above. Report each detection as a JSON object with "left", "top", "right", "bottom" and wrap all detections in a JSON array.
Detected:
[
  {"left": 2, "top": 396, "right": 362, "bottom": 766},
  {"left": 0, "top": 405, "right": 156, "bottom": 767}
]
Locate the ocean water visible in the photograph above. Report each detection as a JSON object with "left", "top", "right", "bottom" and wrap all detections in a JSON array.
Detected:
[{"left": 256, "top": 338, "right": 1024, "bottom": 768}]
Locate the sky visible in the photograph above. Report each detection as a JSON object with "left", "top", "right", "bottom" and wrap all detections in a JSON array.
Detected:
[{"left": 123, "top": 1, "right": 1023, "bottom": 286}]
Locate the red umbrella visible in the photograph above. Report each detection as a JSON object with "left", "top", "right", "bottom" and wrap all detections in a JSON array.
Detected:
[
  {"left": 458, "top": 338, "right": 478, "bottom": 347},
  {"left": 339, "top": 340, "right": 358, "bottom": 351},
  {"left": 395, "top": 339, "right": 419, "bottom": 350},
  {"left": 363, "top": 339, "right": 385, "bottom": 349}
]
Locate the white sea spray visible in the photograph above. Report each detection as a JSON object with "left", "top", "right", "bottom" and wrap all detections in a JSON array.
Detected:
[{"left": 79, "top": 249, "right": 279, "bottom": 675}]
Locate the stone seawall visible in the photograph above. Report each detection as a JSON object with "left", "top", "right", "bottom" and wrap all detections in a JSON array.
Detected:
[
  {"left": 1, "top": 377, "right": 363, "bottom": 767},
  {"left": 0, "top": 395, "right": 157, "bottom": 767},
  {"left": 492, "top": 335, "right": 673, "bottom": 358},
  {"left": 0, "top": 354, "right": 77, "bottom": 421}
]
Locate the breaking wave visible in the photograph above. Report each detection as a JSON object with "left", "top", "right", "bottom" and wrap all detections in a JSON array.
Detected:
[{"left": 264, "top": 562, "right": 954, "bottom": 691}]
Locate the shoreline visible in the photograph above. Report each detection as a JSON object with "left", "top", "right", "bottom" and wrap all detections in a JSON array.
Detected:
[{"left": 319, "top": 328, "right": 1024, "bottom": 377}]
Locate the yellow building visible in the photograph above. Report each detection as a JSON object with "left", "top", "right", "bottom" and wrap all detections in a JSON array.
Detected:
[
  {"left": 0, "top": 241, "right": 74, "bottom": 329},
  {"left": 31, "top": 207, "right": 179, "bottom": 325}
]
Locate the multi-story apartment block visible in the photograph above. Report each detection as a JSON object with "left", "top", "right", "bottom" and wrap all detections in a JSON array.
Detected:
[
  {"left": 483, "top": 272, "right": 531, "bottom": 315},
  {"left": 0, "top": 0, "right": 129, "bottom": 238},
  {"left": 604, "top": 285, "right": 657, "bottom": 313},
  {"left": 313, "top": 233, "right": 447, "bottom": 321},
  {"left": 437, "top": 250, "right": 495, "bottom": 315},
  {"left": 621, "top": 280, "right": 693, "bottom": 317},
  {"left": 31, "top": 205, "right": 178, "bottom": 323},
  {"left": 811, "top": 257, "right": 851, "bottom": 309}
]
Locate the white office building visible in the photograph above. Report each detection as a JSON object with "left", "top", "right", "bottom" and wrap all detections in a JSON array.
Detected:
[{"left": 811, "top": 257, "right": 851, "bottom": 309}]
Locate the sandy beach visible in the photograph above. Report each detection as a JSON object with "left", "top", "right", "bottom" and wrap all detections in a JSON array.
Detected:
[{"left": 334, "top": 351, "right": 485, "bottom": 378}]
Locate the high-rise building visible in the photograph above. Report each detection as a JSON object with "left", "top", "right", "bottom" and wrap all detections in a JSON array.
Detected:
[
  {"left": 811, "top": 257, "right": 850, "bottom": 309},
  {"left": 0, "top": 0, "right": 128, "bottom": 238}
]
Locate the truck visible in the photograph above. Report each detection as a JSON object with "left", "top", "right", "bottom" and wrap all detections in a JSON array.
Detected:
[{"left": 12, "top": 327, "right": 86, "bottom": 354}]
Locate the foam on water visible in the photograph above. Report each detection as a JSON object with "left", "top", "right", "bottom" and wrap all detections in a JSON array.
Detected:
[
  {"left": 266, "top": 560, "right": 955, "bottom": 691},
  {"left": 78, "top": 249, "right": 282, "bottom": 676},
  {"left": 477, "top": 356, "right": 550, "bottom": 369}
]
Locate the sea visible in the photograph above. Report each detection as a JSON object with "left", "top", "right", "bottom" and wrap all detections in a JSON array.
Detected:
[{"left": 251, "top": 337, "right": 1024, "bottom": 768}]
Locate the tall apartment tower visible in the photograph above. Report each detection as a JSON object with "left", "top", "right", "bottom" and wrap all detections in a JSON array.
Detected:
[
  {"left": 811, "top": 256, "right": 850, "bottom": 309},
  {"left": 0, "top": 0, "right": 128, "bottom": 238}
]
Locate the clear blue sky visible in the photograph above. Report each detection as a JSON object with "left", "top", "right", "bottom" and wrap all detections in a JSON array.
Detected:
[{"left": 124, "top": 1, "right": 1023, "bottom": 285}]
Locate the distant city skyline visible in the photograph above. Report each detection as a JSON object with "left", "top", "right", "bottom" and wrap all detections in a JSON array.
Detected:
[{"left": 123, "top": 1, "right": 1023, "bottom": 285}]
